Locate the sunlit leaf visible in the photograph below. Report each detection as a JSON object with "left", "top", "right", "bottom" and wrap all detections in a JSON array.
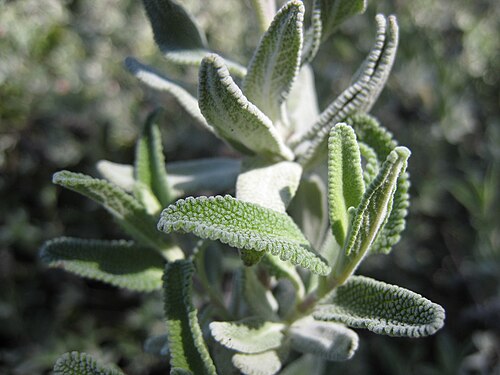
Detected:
[{"left": 232, "top": 349, "right": 286, "bottom": 375}]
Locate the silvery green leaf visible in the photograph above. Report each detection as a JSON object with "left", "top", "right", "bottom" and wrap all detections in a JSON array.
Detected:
[
  {"left": 198, "top": 54, "right": 293, "bottom": 161},
  {"left": 358, "top": 142, "right": 379, "bottom": 186},
  {"left": 301, "top": 6, "right": 322, "bottom": 65},
  {"left": 125, "top": 57, "right": 212, "bottom": 132},
  {"left": 133, "top": 182, "right": 162, "bottom": 216},
  {"left": 251, "top": 0, "right": 277, "bottom": 32},
  {"left": 158, "top": 195, "right": 331, "bottom": 275},
  {"left": 262, "top": 254, "right": 305, "bottom": 300},
  {"left": 314, "top": 276, "right": 446, "bottom": 337},
  {"left": 317, "top": 0, "right": 367, "bottom": 42},
  {"left": 289, "top": 316, "right": 359, "bottom": 361},
  {"left": 135, "top": 110, "right": 172, "bottom": 207},
  {"left": 163, "top": 260, "right": 217, "bottom": 374},
  {"left": 243, "top": 267, "right": 279, "bottom": 321},
  {"left": 232, "top": 349, "right": 286, "bottom": 375},
  {"left": 328, "top": 123, "right": 365, "bottom": 247},
  {"left": 236, "top": 158, "right": 302, "bottom": 213},
  {"left": 52, "top": 171, "right": 175, "bottom": 255},
  {"left": 40, "top": 238, "right": 164, "bottom": 292},
  {"left": 288, "top": 174, "right": 329, "bottom": 250},
  {"left": 286, "top": 65, "right": 320, "bottom": 137},
  {"left": 210, "top": 318, "right": 285, "bottom": 354},
  {"left": 331, "top": 147, "right": 410, "bottom": 285},
  {"left": 243, "top": 0, "right": 304, "bottom": 122},
  {"left": 348, "top": 113, "right": 410, "bottom": 254},
  {"left": 294, "top": 15, "right": 399, "bottom": 166},
  {"left": 279, "top": 354, "right": 324, "bottom": 375},
  {"left": 53, "top": 351, "right": 124, "bottom": 375},
  {"left": 96, "top": 160, "right": 135, "bottom": 192}
]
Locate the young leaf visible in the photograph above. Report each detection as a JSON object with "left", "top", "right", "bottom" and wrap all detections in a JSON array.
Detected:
[
  {"left": 125, "top": 57, "right": 212, "bottom": 132},
  {"left": 40, "top": 238, "right": 164, "bottom": 292},
  {"left": 198, "top": 54, "right": 294, "bottom": 161},
  {"left": 317, "top": 0, "right": 367, "bottom": 42},
  {"left": 236, "top": 158, "right": 302, "bottom": 213},
  {"left": 262, "top": 254, "right": 306, "bottom": 300},
  {"left": 243, "top": 267, "right": 279, "bottom": 321},
  {"left": 301, "top": 6, "right": 322, "bottom": 66},
  {"left": 52, "top": 171, "right": 174, "bottom": 254},
  {"left": 163, "top": 260, "right": 217, "bottom": 374},
  {"left": 158, "top": 195, "right": 331, "bottom": 275},
  {"left": 135, "top": 110, "right": 172, "bottom": 207},
  {"left": 331, "top": 147, "right": 410, "bottom": 285},
  {"left": 294, "top": 15, "right": 399, "bottom": 166},
  {"left": 210, "top": 318, "right": 285, "bottom": 354},
  {"left": 289, "top": 316, "right": 359, "bottom": 361},
  {"left": 314, "top": 276, "right": 446, "bottom": 337},
  {"left": 53, "top": 351, "right": 124, "bottom": 375},
  {"left": 358, "top": 142, "right": 380, "bottom": 186},
  {"left": 243, "top": 0, "right": 304, "bottom": 122},
  {"left": 232, "top": 349, "right": 285, "bottom": 375},
  {"left": 327, "top": 123, "right": 365, "bottom": 247}
]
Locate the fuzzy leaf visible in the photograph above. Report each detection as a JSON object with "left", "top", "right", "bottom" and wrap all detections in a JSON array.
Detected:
[
  {"left": 40, "top": 238, "right": 164, "bottom": 292},
  {"left": 262, "top": 254, "right": 305, "bottom": 300},
  {"left": 243, "top": 0, "right": 304, "bottom": 121},
  {"left": 96, "top": 161, "right": 135, "bottom": 192},
  {"left": 301, "top": 6, "right": 322, "bottom": 65},
  {"left": 314, "top": 276, "right": 446, "bottom": 337},
  {"left": 349, "top": 113, "right": 410, "bottom": 254},
  {"left": 163, "top": 260, "right": 217, "bottom": 374},
  {"left": 289, "top": 316, "right": 359, "bottom": 361},
  {"left": 53, "top": 351, "right": 124, "bottom": 375},
  {"left": 158, "top": 195, "right": 331, "bottom": 275},
  {"left": 317, "top": 0, "right": 367, "bottom": 41},
  {"left": 135, "top": 110, "right": 172, "bottom": 207},
  {"left": 52, "top": 171, "right": 171, "bottom": 252},
  {"left": 243, "top": 268, "right": 279, "bottom": 321},
  {"left": 236, "top": 159, "right": 302, "bottom": 213},
  {"left": 210, "top": 318, "right": 285, "bottom": 354},
  {"left": 328, "top": 123, "right": 365, "bottom": 247},
  {"left": 232, "top": 350, "right": 285, "bottom": 375},
  {"left": 331, "top": 147, "right": 410, "bottom": 284},
  {"left": 358, "top": 142, "right": 379, "bottom": 186},
  {"left": 199, "top": 54, "right": 293, "bottom": 160},
  {"left": 125, "top": 57, "right": 212, "bottom": 132},
  {"left": 251, "top": 0, "right": 277, "bottom": 32},
  {"left": 294, "top": 15, "right": 399, "bottom": 166}
]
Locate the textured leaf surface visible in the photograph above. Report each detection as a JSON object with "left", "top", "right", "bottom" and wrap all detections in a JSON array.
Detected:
[
  {"left": 163, "top": 260, "right": 216, "bottom": 374},
  {"left": 210, "top": 319, "right": 285, "bottom": 354},
  {"left": 236, "top": 159, "right": 302, "bottom": 213},
  {"left": 52, "top": 171, "right": 170, "bottom": 251},
  {"left": 243, "top": 0, "right": 304, "bottom": 121},
  {"left": 289, "top": 316, "right": 358, "bottom": 361},
  {"left": 331, "top": 147, "right": 410, "bottom": 284},
  {"left": 317, "top": 0, "right": 367, "bottom": 41},
  {"left": 125, "top": 57, "right": 211, "bottom": 132},
  {"left": 199, "top": 54, "right": 293, "bottom": 160},
  {"left": 135, "top": 110, "right": 171, "bottom": 207},
  {"left": 294, "top": 15, "right": 399, "bottom": 166},
  {"left": 158, "top": 195, "right": 331, "bottom": 275},
  {"left": 328, "top": 123, "right": 365, "bottom": 247},
  {"left": 40, "top": 238, "right": 164, "bottom": 292},
  {"left": 53, "top": 351, "right": 124, "bottom": 375},
  {"left": 232, "top": 350, "right": 284, "bottom": 375},
  {"left": 314, "top": 276, "right": 446, "bottom": 337}
]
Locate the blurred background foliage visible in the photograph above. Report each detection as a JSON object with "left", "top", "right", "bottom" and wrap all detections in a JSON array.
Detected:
[{"left": 0, "top": 0, "right": 498, "bottom": 374}]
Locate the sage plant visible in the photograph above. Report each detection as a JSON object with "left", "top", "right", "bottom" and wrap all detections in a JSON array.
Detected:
[{"left": 43, "top": 1, "right": 445, "bottom": 374}]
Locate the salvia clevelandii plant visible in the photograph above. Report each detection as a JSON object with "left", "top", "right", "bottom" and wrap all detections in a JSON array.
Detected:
[{"left": 41, "top": 0, "right": 446, "bottom": 374}]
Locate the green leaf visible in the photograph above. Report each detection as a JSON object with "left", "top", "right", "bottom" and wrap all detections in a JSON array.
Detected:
[
  {"left": 53, "top": 351, "right": 124, "bottom": 375},
  {"left": 210, "top": 318, "right": 285, "bottom": 354},
  {"left": 358, "top": 142, "right": 379, "bottom": 186},
  {"left": 158, "top": 195, "right": 331, "bottom": 275},
  {"left": 243, "top": 0, "right": 304, "bottom": 122},
  {"left": 163, "top": 260, "right": 217, "bottom": 374},
  {"left": 314, "top": 276, "right": 446, "bottom": 337},
  {"left": 135, "top": 110, "right": 172, "bottom": 207},
  {"left": 301, "top": 6, "right": 322, "bottom": 65},
  {"left": 232, "top": 349, "right": 286, "bottom": 375},
  {"left": 251, "top": 0, "right": 277, "bottom": 32},
  {"left": 243, "top": 267, "right": 279, "bottom": 321},
  {"left": 95, "top": 160, "right": 135, "bottom": 192},
  {"left": 52, "top": 171, "right": 173, "bottom": 253},
  {"left": 236, "top": 158, "right": 302, "bottom": 213},
  {"left": 198, "top": 54, "right": 293, "bottom": 161},
  {"left": 331, "top": 147, "right": 410, "bottom": 285},
  {"left": 262, "top": 254, "right": 305, "bottom": 300},
  {"left": 294, "top": 15, "right": 399, "bottom": 166},
  {"left": 125, "top": 57, "right": 212, "bottom": 132},
  {"left": 327, "top": 123, "right": 365, "bottom": 247},
  {"left": 317, "top": 0, "right": 367, "bottom": 42},
  {"left": 40, "top": 238, "right": 164, "bottom": 292},
  {"left": 289, "top": 316, "right": 359, "bottom": 361},
  {"left": 279, "top": 354, "right": 325, "bottom": 375}
]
